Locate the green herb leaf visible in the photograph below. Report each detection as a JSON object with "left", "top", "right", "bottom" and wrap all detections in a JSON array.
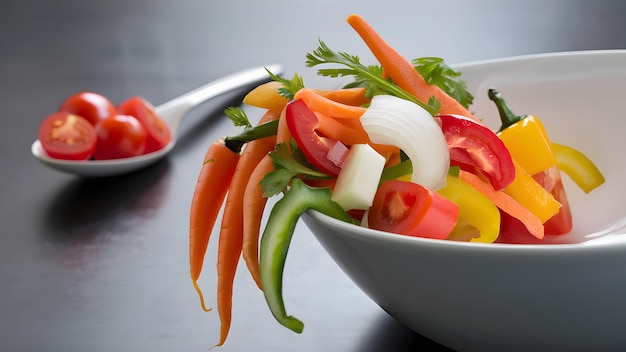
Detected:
[
  {"left": 224, "top": 106, "right": 252, "bottom": 128},
  {"left": 260, "top": 142, "right": 330, "bottom": 197},
  {"left": 268, "top": 70, "right": 305, "bottom": 100},
  {"left": 305, "top": 40, "right": 439, "bottom": 115},
  {"left": 413, "top": 57, "right": 474, "bottom": 109}
]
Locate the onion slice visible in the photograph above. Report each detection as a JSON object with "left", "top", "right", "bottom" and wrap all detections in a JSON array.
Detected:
[{"left": 360, "top": 95, "right": 449, "bottom": 190}]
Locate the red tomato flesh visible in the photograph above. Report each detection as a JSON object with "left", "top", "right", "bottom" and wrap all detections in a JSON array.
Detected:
[
  {"left": 117, "top": 96, "right": 171, "bottom": 153},
  {"left": 58, "top": 92, "right": 116, "bottom": 127},
  {"left": 94, "top": 114, "right": 148, "bottom": 160},
  {"left": 38, "top": 112, "right": 98, "bottom": 160},
  {"left": 439, "top": 114, "right": 515, "bottom": 190},
  {"left": 368, "top": 180, "right": 459, "bottom": 240},
  {"left": 285, "top": 99, "right": 346, "bottom": 175}
]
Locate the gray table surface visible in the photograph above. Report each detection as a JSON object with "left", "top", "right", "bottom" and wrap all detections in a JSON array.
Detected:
[{"left": 2, "top": 1, "right": 626, "bottom": 351}]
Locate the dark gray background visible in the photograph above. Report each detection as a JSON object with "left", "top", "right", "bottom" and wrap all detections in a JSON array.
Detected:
[{"left": 2, "top": 1, "right": 625, "bottom": 351}]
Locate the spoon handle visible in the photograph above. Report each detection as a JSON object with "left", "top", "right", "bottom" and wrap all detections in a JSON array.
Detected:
[{"left": 156, "top": 64, "right": 283, "bottom": 136}]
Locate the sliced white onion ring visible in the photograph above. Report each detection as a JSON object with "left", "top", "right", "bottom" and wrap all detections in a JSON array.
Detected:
[{"left": 360, "top": 95, "right": 449, "bottom": 190}]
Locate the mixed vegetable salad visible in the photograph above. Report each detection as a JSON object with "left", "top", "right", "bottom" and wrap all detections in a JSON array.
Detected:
[{"left": 189, "top": 14, "right": 605, "bottom": 346}]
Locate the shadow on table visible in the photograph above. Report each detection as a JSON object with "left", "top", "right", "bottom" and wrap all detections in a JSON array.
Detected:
[
  {"left": 359, "top": 311, "right": 456, "bottom": 352},
  {"left": 41, "top": 156, "right": 172, "bottom": 244}
]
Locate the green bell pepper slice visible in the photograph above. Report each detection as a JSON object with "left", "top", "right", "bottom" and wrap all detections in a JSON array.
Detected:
[{"left": 259, "top": 178, "right": 354, "bottom": 333}]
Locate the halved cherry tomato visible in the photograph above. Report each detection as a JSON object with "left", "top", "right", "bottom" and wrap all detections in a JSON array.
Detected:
[
  {"left": 117, "top": 96, "right": 171, "bottom": 153},
  {"left": 368, "top": 180, "right": 458, "bottom": 240},
  {"left": 94, "top": 114, "right": 147, "bottom": 160},
  {"left": 285, "top": 99, "right": 347, "bottom": 175},
  {"left": 58, "top": 92, "right": 116, "bottom": 127},
  {"left": 38, "top": 112, "right": 98, "bottom": 160},
  {"left": 438, "top": 113, "right": 515, "bottom": 191}
]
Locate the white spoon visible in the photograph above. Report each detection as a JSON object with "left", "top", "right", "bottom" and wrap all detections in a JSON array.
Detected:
[{"left": 31, "top": 64, "right": 282, "bottom": 177}]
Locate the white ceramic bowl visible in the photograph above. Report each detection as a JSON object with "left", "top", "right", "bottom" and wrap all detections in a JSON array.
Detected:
[{"left": 302, "top": 50, "right": 626, "bottom": 352}]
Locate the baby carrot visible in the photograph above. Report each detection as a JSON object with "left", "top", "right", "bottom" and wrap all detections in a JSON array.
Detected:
[
  {"left": 242, "top": 107, "right": 291, "bottom": 289},
  {"left": 189, "top": 140, "right": 240, "bottom": 312},
  {"left": 241, "top": 154, "right": 274, "bottom": 289},
  {"left": 345, "top": 14, "right": 478, "bottom": 121},
  {"left": 215, "top": 110, "right": 279, "bottom": 347},
  {"left": 294, "top": 88, "right": 366, "bottom": 119}
]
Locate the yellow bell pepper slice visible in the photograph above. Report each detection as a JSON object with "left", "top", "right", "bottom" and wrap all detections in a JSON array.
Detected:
[
  {"left": 438, "top": 174, "right": 500, "bottom": 243},
  {"left": 551, "top": 143, "right": 605, "bottom": 193},
  {"left": 497, "top": 115, "right": 557, "bottom": 175},
  {"left": 503, "top": 160, "right": 562, "bottom": 224}
]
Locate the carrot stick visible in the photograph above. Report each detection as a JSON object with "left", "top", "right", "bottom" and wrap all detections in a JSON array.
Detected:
[
  {"left": 459, "top": 170, "right": 544, "bottom": 239},
  {"left": 345, "top": 14, "right": 478, "bottom": 121},
  {"left": 315, "top": 111, "right": 369, "bottom": 145},
  {"left": 241, "top": 154, "right": 274, "bottom": 289},
  {"left": 189, "top": 140, "right": 240, "bottom": 312},
  {"left": 242, "top": 107, "right": 291, "bottom": 290},
  {"left": 215, "top": 110, "right": 279, "bottom": 347},
  {"left": 294, "top": 88, "right": 366, "bottom": 119},
  {"left": 314, "top": 111, "right": 398, "bottom": 156},
  {"left": 309, "top": 87, "right": 370, "bottom": 107}
]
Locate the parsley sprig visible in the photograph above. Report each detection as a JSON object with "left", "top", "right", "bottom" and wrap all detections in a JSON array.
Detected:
[
  {"left": 305, "top": 40, "right": 440, "bottom": 115},
  {"left": 260, "top": 141, "right": 331, "bottom": 197},
  {"left": 224, "top": 106, "right": 252, "bottom": 128},
  {"left": 267, "top": 70, "right": 305, "bottom": 100},
  {"left": 413, "top": 57, "right": 473, "bottom": 109}
]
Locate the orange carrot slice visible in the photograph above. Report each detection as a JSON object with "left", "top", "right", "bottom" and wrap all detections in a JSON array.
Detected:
[
  {"left": 459, "top": 170, "right": 544, "bottom": 239},
  {"left": 309, "top": 87, "right": 370, "bottom": 107},
  {"left": 294, "top": 88, "right": 366, "bottom": 119}
]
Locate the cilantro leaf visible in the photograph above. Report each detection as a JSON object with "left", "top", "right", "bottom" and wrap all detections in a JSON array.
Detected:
[{"left": 413, "top": 57, "right": 474, "bottom": 109}]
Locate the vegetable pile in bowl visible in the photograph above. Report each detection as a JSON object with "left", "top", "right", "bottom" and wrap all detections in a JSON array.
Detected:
[{"left": 188, "top": 13, "right": 623, "bottom": 351}]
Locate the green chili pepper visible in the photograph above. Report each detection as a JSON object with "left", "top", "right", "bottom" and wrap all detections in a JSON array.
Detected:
[
  {"left": 259, "top": 178, "right": 354, "bottom": 333},
  {"left": 223, "top": 119, "right": 279, "bottom": 152}
]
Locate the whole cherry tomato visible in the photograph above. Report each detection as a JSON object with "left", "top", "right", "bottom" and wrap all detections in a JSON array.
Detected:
[
  {"left": 94, "top": 114, "right": 148, "bottom": 160},
  {"left": 117, "top": 96, "right": 172, "bottom": 153},
  {"left": 58, "top": 92, "right": 117, "bottom": 126}
]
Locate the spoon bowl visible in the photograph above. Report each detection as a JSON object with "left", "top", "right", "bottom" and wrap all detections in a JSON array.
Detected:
[{"left": 32, "top": 64, "right": 282, "bottom": 177}]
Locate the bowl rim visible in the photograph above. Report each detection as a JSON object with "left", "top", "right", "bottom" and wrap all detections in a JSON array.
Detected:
[
  {"left": 304, "top": 209, "right": 626, "bottom": 252},
  {"left": 450, "top": 48, "right": 626, "bottom": 69}
]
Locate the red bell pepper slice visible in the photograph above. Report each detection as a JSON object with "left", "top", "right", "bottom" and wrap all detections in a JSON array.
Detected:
[
  {"left": 438, "top": 114, "right": 515, "bottom": 190},
  {"left": 285, "top": 99, "right": 348, "bottom": 175}
]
